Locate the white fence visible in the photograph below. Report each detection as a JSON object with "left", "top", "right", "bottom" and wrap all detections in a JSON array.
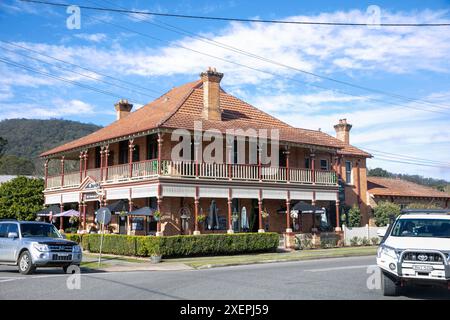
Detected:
[{"left": 342, "top": 224, "right": 387, "bottom": 246}]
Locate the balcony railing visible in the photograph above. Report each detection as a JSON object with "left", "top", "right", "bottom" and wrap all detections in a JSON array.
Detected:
[{"left": 45, "top": 159, "right": 337, "bottom": 189}]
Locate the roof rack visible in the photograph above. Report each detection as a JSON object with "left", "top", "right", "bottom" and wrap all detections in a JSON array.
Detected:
[{"left": 401, "top": 209, "right": 450, "bottom": 215}]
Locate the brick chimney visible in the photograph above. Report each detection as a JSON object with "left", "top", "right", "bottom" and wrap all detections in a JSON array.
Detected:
[
  {"left": 114, "top": 99, "right": 133, "bottom": 120},
  {"left": 200, "top": 67, "right": 223, "bottom": 121},
  {"left": 334, "top": 118, "right": 352, "bottom": 144}
]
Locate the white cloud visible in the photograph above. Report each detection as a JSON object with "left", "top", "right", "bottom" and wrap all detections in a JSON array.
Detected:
[
  {"left": 0, "top": 99, "right": 96, "bottom": 119},
  {"left": 74, "top": 33, "right": 107, "bottom": 43}
]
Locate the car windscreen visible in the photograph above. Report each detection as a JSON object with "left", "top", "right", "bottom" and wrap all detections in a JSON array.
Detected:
[
  {"left": 20, "top": 223, "right": 62, "bottom": 238},
  {"left": 391, "top": 218, "right": 450, "bottom": 238}
]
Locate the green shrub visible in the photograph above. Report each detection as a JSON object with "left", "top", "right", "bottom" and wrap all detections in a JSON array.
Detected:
[
  {"left": 374, "top": 201, "right": 401, "bottom": 227},
  {"left": 347, "top": 205, "right": 361, "bottom": 227},
  {"left": 320, "top": 238, "right": 337, "bottom": 249},
  {"left": 65, "top": 233, "right": 82, "bottom": 243},
  {"left": 360, "top": 237, "right": 370, "bottom": 246},
  {"left": 371, "top": 237, "right": 380, "bottom": 246},
  {"left": 80, "top": 232, "right": 279, "bottom": 258},
  {"left": 350, "top": 236, "right": 359, "bottom": 246}
]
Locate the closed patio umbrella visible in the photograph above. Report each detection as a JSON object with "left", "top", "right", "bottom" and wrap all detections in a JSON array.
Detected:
[
  {"left": 241, "top": 206, "right": 249, "bottom": 230},
  {"left": 208, "top": 200, "right": 217, "bottom": 230}
]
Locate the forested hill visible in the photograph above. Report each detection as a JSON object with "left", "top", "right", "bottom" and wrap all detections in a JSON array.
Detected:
[{"left": 0, "top": 119, "right": 101, "bottom": 175}]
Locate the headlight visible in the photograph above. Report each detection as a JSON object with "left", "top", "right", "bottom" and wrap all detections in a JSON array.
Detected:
[
  {"left": 33, "top": 243, "right": 50, "bottom": 252},
  {"left": 377, "top": 245, "right": 399, "bottom": 260},
  {"left": 72, "top": 245, "right": 82, "bottom": 253}
]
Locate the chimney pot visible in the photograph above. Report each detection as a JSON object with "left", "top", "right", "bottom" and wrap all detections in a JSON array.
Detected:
[
  {"left": 114, "top": 99, "right": 133, "bottom": 121},
  {"left": 334, "top": 119, "right": 352, "bottom": 144},
  {"left": 200, "top": 67, "right": 224, "bottom": 121}
]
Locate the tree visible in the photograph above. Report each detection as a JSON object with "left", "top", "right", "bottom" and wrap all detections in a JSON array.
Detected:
[
  {"left": 0, "top": 137, "right": 7, "bottom": 156},
  {"left": 347, "top": 205, "right": 361, "bottom": 227},
  {"left": 373, "top": 201, "right": 401, "bottom": 227},
  {"left": 0, "top": 176, "right": 44, "bottom": 221},
  {"left": 368, "top": 168, "right": 392, "bottom": 178},
  {"left": 0, "top": 155, "right": 35, "bottom": 175}
]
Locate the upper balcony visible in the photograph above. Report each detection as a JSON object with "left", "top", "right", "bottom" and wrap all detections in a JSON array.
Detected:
[{"left": 45, "top": 159, "right": 338, "bottom": 191}]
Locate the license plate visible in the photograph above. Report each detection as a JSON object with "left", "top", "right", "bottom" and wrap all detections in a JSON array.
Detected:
[
  {"left": 413, "top": 265, "right": 433, "bottom": 272},
  {"left": 57, "top": 253, "right": 70, "bottom": 257}
]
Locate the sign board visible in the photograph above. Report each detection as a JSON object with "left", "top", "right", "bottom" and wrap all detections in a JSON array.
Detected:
[
  {"left": 85, "top": 182, "right": 101, "bottom": 190},
  {"left": 84, "top": 192, "right": 99, "bottom": 201},
  {"left": 96, "top": 207, "right": 112, "bottom": 225}
]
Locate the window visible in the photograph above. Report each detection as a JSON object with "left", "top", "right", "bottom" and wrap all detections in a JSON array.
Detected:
[
  {"left": 107, "top": 150, "right": 115, "bottom": 166},
  {"left": 0, "top": 223, "right": 8, "bottom": 238},
  {"left": 20, "top": 223, "right": 61, "bottom": 238},
  {"left": 392, "top": 219, "right": 450, "bottom": 238},
  {"left": 147, "top": 135, "right": 158, "bottom": 160},
  {"left": 132, "top": 145, "right": 140, "bottom": 162},
  {"left": 118, "top": 140, "right": 128, "bottom": 164},
  {"left": 7, "top": 223, "right": 18, "bottom": 235},
  {"left": 305, "top": 158, "right": 310, "bottom": 169},
  {"left": 95, "top": 146, "right": 101, "bottom": 168},
  {"left": 320, "top": 159, "right": 329, "bottom": 171},
  {"left": 345, "top": 161, "right": 352, "bottom": 184}
]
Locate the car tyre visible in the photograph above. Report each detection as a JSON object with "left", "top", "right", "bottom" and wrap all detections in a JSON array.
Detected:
[
  {"left": 381, "top": 271, "right": 400, "bottom": 296},
  {"left": 63, "top": 264, "right": 80, "bottom": 274},
  {"left": 18, "top": 251, "right": 35, "bottom": 275}
]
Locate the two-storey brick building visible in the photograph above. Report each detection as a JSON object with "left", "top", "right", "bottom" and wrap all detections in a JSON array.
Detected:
[{"left": 40, "top": 68, "right": 371, "bottom": 236}]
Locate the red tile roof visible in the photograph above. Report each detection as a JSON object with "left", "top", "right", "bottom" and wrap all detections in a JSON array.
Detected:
[
  {"left": 41, "top": 76, "right": 371, "bottom": 158},
  {"left": 367, "top": 177, "right": 450, "bottom": 199}
]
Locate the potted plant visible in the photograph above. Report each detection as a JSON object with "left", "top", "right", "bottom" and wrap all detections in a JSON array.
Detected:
[
  {"left": 69, "top": 215, "right": 79, "bottom": 226},
  {"left": 119, "top": 210, "right": 127, "bottom": 221},
  {"left": 261, "top": 209, "right": 269, "bottom": 219},
  {"left": 196, "top": 214, "right": 206, "bottom": 223},
  {"left": 153, "top": 210, "right": 161, "bottom": 221},
  {"left": 150, "top": 246, "right": 162, "bottom": 264}
]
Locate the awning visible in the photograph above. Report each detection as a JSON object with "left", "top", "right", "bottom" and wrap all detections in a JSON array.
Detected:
[
  {"left": 278, "top": 201, "right": 325, "bottom": 214},
  {"left": 53, "top": 209, "right": 80, "bottom": 217},
  {"left": 106, "top": 200, "right": 129, "bottom": 213},
  {"left": 128, "top": 207, "right": 154, "bottom": 216},
  {"left": 36, "top": 205, "right": 60, "bottom": 217}
]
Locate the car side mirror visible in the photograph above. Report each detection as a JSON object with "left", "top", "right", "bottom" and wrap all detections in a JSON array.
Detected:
[
  {"left": 377, "top": 229, "right": 386, "bottom": 238},
  {"left": 7, "top": 232, "right": 18, "bottom": 239},
  {"left": 61, "top": 234, "right": 67, "bottom": 239}
]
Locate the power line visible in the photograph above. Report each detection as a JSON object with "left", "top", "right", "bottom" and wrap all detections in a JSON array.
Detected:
[
  {"left": 0, "top": 57, "right": 145, "bottom": 105},
  {"left": 81, "top": 11, "right": 450, "bottom": 116},
  {"left": 0, "top": 43, "right": 159, "bottom": 100},
  {"left": 0, "top": 40, "right": 162, "bottom": 96},
  {"left": 358, "top": 147, "right": 450, "bottom": 166},
  {"left": 370, "top": 156, "right": 450, "bottom": 169},
  {"left": 95, "top": 0, "right": 450, "bottom": 111},
  {"left": 20, "top": 0, "right": 450, "bottom": 27}
]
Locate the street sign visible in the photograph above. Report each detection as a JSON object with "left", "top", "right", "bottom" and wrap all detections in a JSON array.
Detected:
[{"left": 96, "top": 207, "right": 111, "bottom": 225}]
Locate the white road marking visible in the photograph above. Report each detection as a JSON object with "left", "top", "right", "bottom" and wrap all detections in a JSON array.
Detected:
[{"left": 305, "top": 265, "right": 376, "bottom": 272}]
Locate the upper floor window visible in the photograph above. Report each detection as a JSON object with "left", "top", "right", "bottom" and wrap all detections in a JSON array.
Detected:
[
  {"left": 147, "top": 135, "right": 158, "bottom": 160},
  {"left": 345, "top": 160, "right": 353, "bottom": 184},
  {"left": 95, "top": 146, "right": 101, "bottom": 168},
  {"left": 320, "top": 159, "right": 329, "bottom": 171},
  {"left": 118, "top": 141, "right": 128, "bottom": 164},
  {"left": 305, "top": 157, "right": 310, "bottom": 169}
]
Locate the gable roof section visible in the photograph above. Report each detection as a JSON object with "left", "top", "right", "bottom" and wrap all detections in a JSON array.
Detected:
[
  {"left": 41, "top": 78, "right": 370, "bottom": 157},
  {"left": 367, "top": 177, "right": 450, "bottom": 199}
]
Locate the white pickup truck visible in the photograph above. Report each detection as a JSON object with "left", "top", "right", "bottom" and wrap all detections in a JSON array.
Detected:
[{"left": 376, "top": 209, "right": 450, "bottom": 296}]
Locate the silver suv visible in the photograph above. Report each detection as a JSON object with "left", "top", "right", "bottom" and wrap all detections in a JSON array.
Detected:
[{"left": 0, "top": 220, "right": 82, "bottom": 274}]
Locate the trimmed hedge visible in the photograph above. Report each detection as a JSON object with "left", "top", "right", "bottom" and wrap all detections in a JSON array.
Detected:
[
  {"left": 65, "top": 233, "right": 82, "bottom": 243},
  {"left": 70, "top": 233, "right": 279, "bottom": 258}
]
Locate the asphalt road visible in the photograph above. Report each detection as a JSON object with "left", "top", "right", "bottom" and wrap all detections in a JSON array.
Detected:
[{"left": 1, "top": 256, "right": 449, "bottom": 300}]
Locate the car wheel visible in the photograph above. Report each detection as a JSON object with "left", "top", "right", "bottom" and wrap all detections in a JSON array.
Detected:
[
  {"left": 381, "top": 271, "right": 400, "bottom": 296},
  {"left": 63, "top": 264, "right": 80, "bottom": 274},
  {"left": 18, "top": 251, "right": 35, "bottom": 275}
]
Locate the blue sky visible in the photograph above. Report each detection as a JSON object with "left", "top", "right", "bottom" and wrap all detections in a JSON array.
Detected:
[{"left": 0, "top": 0, "right": 450, "bottom": 179}]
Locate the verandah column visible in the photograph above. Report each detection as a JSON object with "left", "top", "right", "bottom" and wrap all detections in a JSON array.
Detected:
[
  {"left": 335, "top": 199, "right": 341, "bottom": 232},
  {"left": 79, "top": 151, "right": 83, "bottom": 183},
  {"left": 284, "top": 147, "right": 290, "bottom": 183},
  {"left": 128, "top": 139, "right": 134, "bottom": 178},
  {"left": 286, "top": 191, "right": 292, "bottom": 233},
  {"left": 157, "top": 132, "right": 163, "bottom": 175},
  {"left": 44, "top": 159, "right": 49, "bottom": 189},
  {"left": 227, "top": 188, "right": 233, "bottom": 234},
  {"left": 104, "top": 145, "right": 109, "bottom": 181},
  {"left": 60, "top": 156, "right": 65, "bottom": 187},
  {"left": 193, "top": 186, "right": 200, "bottom": 235},
  {"left": 83, "top": 150, "right": 88, "bottom": 179},
  {"left": 59, "top": 203, "right": 64, "bottom": 231},
  {"left": 156, "top": 183, "right": 163, "bottom": 236},
  {"left": 258, "top": 189, "right": 264, "bottom": 233},
  {"left": 310, "top": 152, "right": 316, "bottom": 184},
  {"left": 100, "top": 146, "right": 105, "bottom": 181}
]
